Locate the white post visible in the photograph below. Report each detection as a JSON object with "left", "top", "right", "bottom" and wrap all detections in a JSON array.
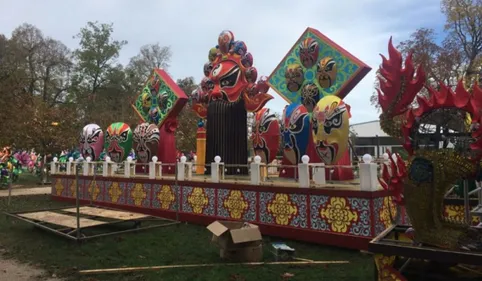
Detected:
[
  {"left": 312, "top": 163, "right": 326, "bottom": 185},
  {"left": 185, "top": 163, "right": 193, "bottom": 180},
  {"left": 250, "top": 156, "right": 262, "bottom": 185},
  {"left": 129, "top": 157, "right": 136, "bottom": 177},
  {"left": 177, "top": 156, "right": 187, "bottom": 181},
  {"left": 51, "top": 157, "right": 58, "bottom": 175},
  {"left": 359, "top": 154, "right": 378, "bottom": 191},
  {"left": 211, "top": 156, "right": 222, "bottom": 183},
  {"left": 298, "top": 155, "right": 310, "bottom": 188},
  {"left": 149, "top": 156, "right": 158, "bottom": 179},
  {"left": 66, "top": 157, "right": 73, "bottom": 175},
  {"left": 83, "top": 157, "right": 91, "bottom": 176},
  {"left": 103, "top": 157, "right": 111, "bottom": 177},
  {"left": 124, "top": 157, "right": 133, "bottom": 178},
  {"left": 157, "top": 162, "right": 163, "bottom": 178}
]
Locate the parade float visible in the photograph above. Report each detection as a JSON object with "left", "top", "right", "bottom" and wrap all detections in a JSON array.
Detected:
[
  {"left": 11, "top": 28, "right": 472, "bottom": 251},
  {"left": 369, "top": 39, "right": 482, "bottom": 280}
]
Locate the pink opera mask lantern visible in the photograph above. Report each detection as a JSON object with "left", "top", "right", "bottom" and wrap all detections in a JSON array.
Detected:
[
  {"left": 133, "top": 123, "right": 160, "bottom": 163},
  {"left": 79, "top": 124, "right": 104, "bottom": 161},
  {"left": 299, "top": 37, "right": 319, "bottom": 69},
  {"left": 217, "top": 30, "right": 235, "bottom": 54},
  {"left": 252, "top": 108, "right": 280, "bottom": 164}
]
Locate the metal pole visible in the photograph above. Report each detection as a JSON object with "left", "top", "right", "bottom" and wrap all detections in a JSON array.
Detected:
[
  {"left": 463, "top": 179, "right": 471, "bottom": 224},
  {"left": 175, "top": 163, "right": 180, "bottom": 223},
  {"left": 90, "top": 163, "right": 96, "bottom": 206},
  {"left": 76, "top": 164, "right": 81, "bottom": 240},
  {"left": 7, "top": 170, "right": 12, "bottom": 211}
]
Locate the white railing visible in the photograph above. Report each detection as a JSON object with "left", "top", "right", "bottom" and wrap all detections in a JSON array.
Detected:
[{"left": 49, "top": 153, "right": 382, "bottom": 191}]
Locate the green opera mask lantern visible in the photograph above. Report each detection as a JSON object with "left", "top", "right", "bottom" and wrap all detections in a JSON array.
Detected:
[{"left": 104, "top": 122, "right": 133, "bottom": 163}]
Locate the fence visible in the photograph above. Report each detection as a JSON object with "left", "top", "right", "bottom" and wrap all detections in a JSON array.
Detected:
[{"left": 49, "top": 153, "right": 390, "bottom": 191}]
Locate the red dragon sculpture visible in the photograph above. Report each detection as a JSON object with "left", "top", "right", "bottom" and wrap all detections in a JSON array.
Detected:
[{"left": 377, "top": 38, "right": 482, "bottom": 251}]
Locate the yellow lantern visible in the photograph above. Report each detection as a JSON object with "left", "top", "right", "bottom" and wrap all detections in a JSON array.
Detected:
[{"left": 311, "top": 95, "right": 350, "bottom": 164}]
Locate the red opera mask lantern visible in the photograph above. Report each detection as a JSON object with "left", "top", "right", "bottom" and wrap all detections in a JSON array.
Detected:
[
  {"left": 208, "top": 59, "right": 248, "bottom": 103},
  {"left": 252, "top": 108, "right": 280, "bottom": 164},
  {"left": 299, "top": 38, "right": 319, "bottom": 69},
  {"left": 193, "top": 30, "right": 273, "bottom": 117}
]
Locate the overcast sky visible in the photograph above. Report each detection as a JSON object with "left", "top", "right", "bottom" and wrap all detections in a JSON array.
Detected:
[{"left": 0, "top": 0, "right": 446, "bottom": 123}]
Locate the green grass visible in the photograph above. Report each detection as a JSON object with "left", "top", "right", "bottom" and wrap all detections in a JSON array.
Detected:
[
  {"left": 13, "top": 172, "right": 44, "bottom": 187},
  {"left": 0, "top": 195, "right": 374, "bottom": 281}
]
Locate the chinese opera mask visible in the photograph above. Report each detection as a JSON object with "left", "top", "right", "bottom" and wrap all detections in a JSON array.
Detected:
[
  {"left": 0, "top": 147, "right": 11, "bottom": 163},
  {"left": 312, "top": 96, "right": 350, "bottom": 164},
  {"left": 252, "top": 108, "right": 280, "bottom": 164},
  {"left": 299, "top": 37, "right": 319, "bottom": 69},
  {"left": 301, "top": 83, "right": 320, "bottom": 113},
  {"left": 104, "top": 122, "right": 133, "bottom": 163},
  {"left": 316, "top": 57, "right": 337, "bottom": 88},
  {"left": 208, "top": 59, "right": 248, "bottom": 103},
  {"left": 218, "top": 30, "right": 235, "bottom": 54},
  {"left": 79, "top": 124, "right": 104, "bottom": 161},
  {"left": 285, "top": 64, "right": 304, "bottom": 92},
  {"left": 282, "top": 104, "right": 310, "bottom": 165},
  {"left": 133, "top": 123, "right": 160, "bottom": 163},
  {"left": 141, "top": 92, "right": 152, "bottom": 110}
]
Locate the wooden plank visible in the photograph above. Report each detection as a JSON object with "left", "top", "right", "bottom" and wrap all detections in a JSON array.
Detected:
[
  {"left": 18, "top": 211, "right": 106, "bottom": 229},
  {"left": 62, "top": 206, "right": 148, "bottom": 221},
  {"left": 79, "top": 260, "right": 350, "bottom": 275}
]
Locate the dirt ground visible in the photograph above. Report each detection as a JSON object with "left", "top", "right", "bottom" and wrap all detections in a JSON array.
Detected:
[
  {"left": 0, "top": 255, "right": 62, "bottom": 281},
  {"left": 0, "top": 187, "right": 63, "bottom": 280},
  {"left": 0, "top": 186, "right": 51, "bottom": 197}
]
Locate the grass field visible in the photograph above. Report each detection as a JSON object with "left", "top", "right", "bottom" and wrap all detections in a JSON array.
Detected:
[
  {"left": 0, "top": 195, "right": 374, "bottom": 281},
  {"left": 12, "top": 171, "right": 44, "bottom": 187}
]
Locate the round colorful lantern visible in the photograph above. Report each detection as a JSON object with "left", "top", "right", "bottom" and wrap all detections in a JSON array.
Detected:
[
  {"left": 104, "top": 122, "right": 133, "bottom": 163},
  {"left": 133, "top": 123, "right": 160, "bottom": 163},
  {"left": 311, "top": 96, "right": 350, "bottom": 164},
  {"left": 252, "top": 108, "right": 280, "bottom": 164},
  {"left": 79, "top": 124, "right": 104, "bottom": 161}
]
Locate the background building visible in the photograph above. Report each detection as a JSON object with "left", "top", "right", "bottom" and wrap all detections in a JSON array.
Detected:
[{"left": 350, "top": 120, "right": 404, "bottom": 159}]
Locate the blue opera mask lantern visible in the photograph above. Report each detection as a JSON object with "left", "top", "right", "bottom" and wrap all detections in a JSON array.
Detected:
[{"left": 281, "top": 103, "right": 310, "bottom": 165}]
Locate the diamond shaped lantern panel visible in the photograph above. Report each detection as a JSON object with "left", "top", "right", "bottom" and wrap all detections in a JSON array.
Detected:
[
  {"left": 268, "top": 27, "right": 371, "bottom": 108},
  {"left": 132, "top": 69, "right": 188, "bottom": 128}
]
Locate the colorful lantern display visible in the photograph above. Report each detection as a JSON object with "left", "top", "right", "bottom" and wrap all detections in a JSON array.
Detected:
[{"left": 104, "top": 122, "right": 133, "bottom": 163}]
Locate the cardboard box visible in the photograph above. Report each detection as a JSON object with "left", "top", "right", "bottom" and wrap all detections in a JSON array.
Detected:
[
  {"left": 220, "top": 243, "right": 263, "bottom": 262},
  {"left": 207, "top": 221, "right": 263, "bottom": 262}
]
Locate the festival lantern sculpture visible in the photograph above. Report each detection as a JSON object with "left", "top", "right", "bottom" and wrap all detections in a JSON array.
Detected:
[
  {"left": 377, "top": 38, "right": 482, "bottom": 251},
  {"left": 312, "top": 96, "right": 350, "bottom": 164},
  {"left": 252, "top": 108, "right": 280, "bottom": 164},
  {"left": 104, "top": 122, "right": 133, "bottom": 163},
  {"left": 79, "top": 124, "right": 104, "bottom": 161},
  {"left": 133, "top": 123, "right": 160, "bottom": 164},
  {"left": 191, "top": 30, "right": 273, "bottom": 175},
  {"left": 0, "top": 146, "right": 11, "bottom": 163},
  {"left": 132, "top": 69, "right": 188, "bottom": 173},
  {"left": 14, "top": 151, "right": 34, "bottom": 167},
  {"left": 280, "top": 104, "right": 311, "bottom": 178},
  {"left": 195, "top": 119, "right": 206, "bottom": 174},
  {"left": 268, "top": 27, "right": 370, "bottom": 179}
]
